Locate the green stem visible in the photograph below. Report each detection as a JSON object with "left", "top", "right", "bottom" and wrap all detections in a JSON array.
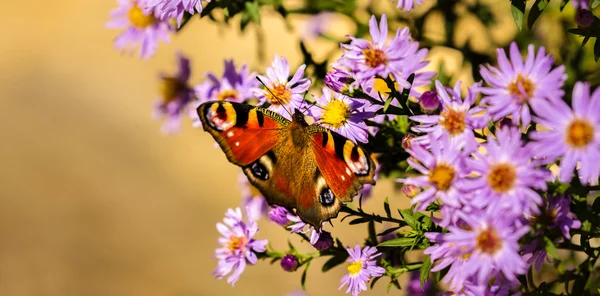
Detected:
[{"left": 340, "top": 206, "right": 406, "bottom": 225}]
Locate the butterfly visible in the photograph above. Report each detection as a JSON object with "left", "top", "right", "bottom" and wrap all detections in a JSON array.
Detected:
[{"left": 197, "top": 101, "right": 377, "bottom": 227}]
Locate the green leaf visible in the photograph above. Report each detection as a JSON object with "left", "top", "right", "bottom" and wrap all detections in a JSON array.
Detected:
[
  {"left": 593, "top": 0, "right": 600, "bottom": 8},
  {"left": 384, "top": 197, "right": 392, "bottom": 217},
  {"left": 400, "top": 209, "right": 420, "bottom": 230},
  {"left": 322, "top": 253, "right": 349, "bottom": 272},
  {"left": 349, "top": 217, "right": 370, "bottom": 225},
  {"left": 560, "top": 0, "right": 570, "bottom": 10},
  {"left": 595, "top": 38, "right": 600, "bottom": 62},
  {"left": 527, "top": 0, "right": 549, "bottom": 30},
  {"left": 301, "top": 261, "right": 310, "bottom": 289},
  {"left": 544, "top": 237, "right": 559, "bottom": 260},
  {"left": 378, "top": 237, "right": 417, "bottom": 247},
  {"left": 511, "top": 0, "right": 526, "bottom": 31},
  {"left": 377, "top": 226, "right": 401, "bottom": 237},
  {"left": 383, "top": 96, "right": 395, "bottom": 113},
  {"left": 244, "top": 1, "right": 261, "bottom": 24},
  {"left": 419, "top": 256, "right": 432, "bottom": 288}
]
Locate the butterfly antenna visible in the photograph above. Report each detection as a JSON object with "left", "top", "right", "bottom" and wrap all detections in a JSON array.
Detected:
[{"left": 256, "top": 77, "right": 293, "bottom": 118}]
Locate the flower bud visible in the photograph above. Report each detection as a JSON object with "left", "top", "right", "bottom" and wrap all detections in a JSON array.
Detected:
[
  {"left": 402, "top": 134, "right": 415, "bottom": 150},
  {"left": 280, "top": 254, "right": 299, "bottom": 272},
  {"left": 576, "top": 9, "right": 594, "bottom": 28},
  {"left": 402, "top": 184, "right": 420, "bottom": 198},
  {"left": 312, "top": 230, "right": 333, "bottom": 251},
  {"left": 419, "top": 90, "right": 440, "bottom": 112},
  {"left": 325, "top": 68, "right": 353, "bottom": 93},
  {"left": 269, "top": 206, "right": 291, "bottom": 226}
]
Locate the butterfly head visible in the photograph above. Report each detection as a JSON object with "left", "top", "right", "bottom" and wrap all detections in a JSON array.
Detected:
[{"left": 292, "top": 108, "right": 309, "bottom": 127}]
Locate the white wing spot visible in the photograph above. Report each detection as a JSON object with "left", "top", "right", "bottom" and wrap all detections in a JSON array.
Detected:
[
  {"left": 346, "top": 168, "right": 351, "bottom": 176},
  {"left": 341, "top": 175, "right": 346, "bottom": 181},
  {"left": 235, "top": 142, "right": 240, "bottom": 147},
  {"left": 227, "top": 131, "right": 234, "bottom": 137}
]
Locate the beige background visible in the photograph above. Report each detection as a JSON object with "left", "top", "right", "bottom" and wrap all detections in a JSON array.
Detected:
[{"left": 0, "top": 0, "right": 520, "bottom": 295}]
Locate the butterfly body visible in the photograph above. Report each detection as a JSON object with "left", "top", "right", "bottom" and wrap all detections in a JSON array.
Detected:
[{"left": 197, "top": 101, "right": 376, "bottom": 227}]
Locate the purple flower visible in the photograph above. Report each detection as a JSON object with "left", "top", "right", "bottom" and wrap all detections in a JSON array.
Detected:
[
  {"left": 479, "top": 42, "right": 566, "bottom": 126},
  {"left": 191, "top": 59, "right": 258, "bottom": 127},
  {"left": 398, "top": 135, "right": 470, "bottom": 211},
  {"left": 238, "top": 173, "right": 268, "bottom": 222},
  {"left": 572, "top": 0, "right": 589, "bottom": 9},
  {"left": 406, "top": 271, "right": 435, "bottom": 295},
  {"left": 301, "top": 12, "right": 333, "bottom": 40},
  {"left": 280, "top": 254, "right": 300, "bottom": 272},
  {"left": 286, "top": 214, "right": 328, "bottom": 249},
  {"left": 106, "top": 0, "right": 173, "bottom": 60},
  {"left": 392, "top": 0, "right": 425, "bottom": 11},
  {"left": 310, "top": 87, "right": 374, "bottom": 143},
  {"left": 464, "top": 127, "right": 551, "bottom": 217},
  {"left": 213, "top": 208, "right": 268, "bottom": 286},
  {"left": 312, "top": 230, "right": 334, "bottom": 251},
  {"left": 254, "top": 54, "right": 311, "bottom": 119},
  {"left": 339, "top": 245, "right": 385, "bottom": 296},
  {"left": 142, "top": 0, "right": 210, "bottom": 27},
  {"left": 325, "top": 68, "right": 354, "bottom": 93},
  {"left": 529, "top": 81, "right": 600, "bottom": 185},
  {"left": 543, "top": 195, "right": 582, "bottom": 239},
  {"left": 419, "top": 90, "right": 440, "bottom": 112},
  {"left": 268, "top": 206, "right": 292, "bottom": 226},
  {"left": 152, "top": 52, "right": 195, "bottom": 134},
  {"left": 336, "top": 14, "right": 433, "bottom": 97},
  {"left": 521, "top": 238, "right": 550, "bottom": 271},
  {"left": 410, "top": 81, "right": 488, "bottom": 152},
  {"left": 401, "top": 184, "right": 420, "bottom": 198},
  {"left": 425, "top": 210, "right": 529, "bottom": 292}
]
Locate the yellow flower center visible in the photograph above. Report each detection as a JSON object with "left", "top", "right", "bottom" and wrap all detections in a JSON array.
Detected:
[
  {"left": 218, "top": 90, "right": 239, "bottom": 101},
  {"left": 347, "top": 261, "right": 363, "bottom": 276},
  {"left": 487, "top": 163, "right": 517, "bottom": 193},
  {"left": 440, "top": 108, "right": 466, "bottom": 135},
  {"left": 566, "top": 119, "right": 594, "bottom": 148},
  {"left": 508, "top": 74, "right": 535, "bottom": 103},
  {"left": 265, "top": 84, "right": 291, "bottom": 105},
  {"left": 322, "top": 99, "right": 350, "bottom": 128},
  {"left": 128, "top": 5, "right": 155, "bottom": 28},
  {"left": 362, "top": 47, "right": 388, "bottom": 68},
  {"left": 160, "top": 77, "right": 186, "bottom": 103},
  {"left": 227, "top": 235, "right": 247, "bottom": 253},
  {"left": 476, "top": 228, "right": 502, "bottom": 254},
  {"left": 429, "top": 163, "right": 455, "bottom": 191}
]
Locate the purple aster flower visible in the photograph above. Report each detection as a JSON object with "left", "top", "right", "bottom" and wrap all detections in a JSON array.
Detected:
[
  {"left": 339, "top": 245, "right": 385, "bottom": 296},
  {"left": 238, "top": 173, "right": 268, "bottom": 222},
  {"left": 529, "top": 81, "right": 600, "bottom": 185},
  {"left": 152, "top": 52, "right": 195, "bottom": 134},
  {"left": 325, "top": 68, "right": 354, "bottom": 93},
  {"left": 312, "top": 230, "right": 334, "bottom": 251},
  {"left": 419, "top": 90, "right": 440, "bottom": 112},
  {"left": 336, "top": 14, "right": 434, "bottom": 97},
  {"left": 392, "top": 0, "right": 425, "bottom": 12},
  {"left": 401, "top": 184, "right": 421, "bottom": 198},
  {"left": 106, "top": 0, "right": 173, "bottom": 60},
  {"left": 424, "top": 210, "right": 529, "bottom": 292},
  {"left": 542, "top": 195, "right": 581, "bottom": 239},
  {"left": 253, "top": 54, "right": 311, "bottom": 119},
  {"left": 213, "top": 208, "right": 268, "bottom": 286},
  {"left": 406, "top": 271, "right": 435, "bottom": 295},
  {"left": 280, "top": 254, "right": 300, "bottom": 272},
  {"left": 142, "top": 0, "right": 210, "bottom": 27},
  {"left": 310, "top": 87, "right": 374, "bottom": 143},
  {"left": 521, "top": 237, "right": 550, "bottom": 271},
  {"left": 410, "top": 81, "right": 488, "bottom": 152},
  {"left": 268, "top": 206, "right": 292, "bottom": 226},
  {"left": 479, "top": 42, "right": 567, "bottom": 126},
  {"left": 286, "top": 213, "right": 328, "bottom": 249},
  {"left": 398, "top": 134, "right": 470, "bottom": 211},
  {"left": 191, "top": 59, "right": 259, "bottom": 127},
  {"left": 572, "top": 0, "right": 589, "bottom": 9},
  {"left": 464, "top": 126, "right": 551, "bottom": 217}
]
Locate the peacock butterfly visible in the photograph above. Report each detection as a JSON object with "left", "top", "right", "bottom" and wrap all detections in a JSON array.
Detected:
[{"left": 197, "top": 101, "right": 376, "bottom": 227}]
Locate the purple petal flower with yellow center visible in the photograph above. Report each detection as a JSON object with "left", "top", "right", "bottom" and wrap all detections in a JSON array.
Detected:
[
  {"left": 465, "top": 126, "right": 550, "bottom": 216},
  {"left": 310, "top": 87, "right": 374, "bottom": 143},
  {"left": 529, "top": 82, "right": 600, "bottom": 185},
  {"left": 106, "top": 0, "right": 173, "bottom": 59},
  {"left": 542, "top": 195, "right": 581, "bottom": 239},
  {"left": 191, "top": 60, "right": 258, "bottom": 127},
  {"left": 213, "top": 207, "right": 267, "bottom": 286},
  {"left": 254, "top": 54, "right": 311, "bottom": 120},
  {"left": 424, "top": 210, "right": 529, "bottom": 292},
  {"left": 479, "top": 42, "right": 566, "bottom": 126},
  {"left": 411, "top": 81, "right": 487, "bottom": 152},
  {"left": 152, "top": 52, "right": 194, "bottom": 134},
  {"left": 238, "top": 173, "right": 268, "bottom": 222},
  {"left": 336, "top": 14, "right": 433, "bottom": 96},
  {"left": 398, "top": 134, "right": 469, "bottom": 211},
  {"left": 392, "top": 0, "right": 425, "bottom": 12},
  {"left": 142, "top": 0, "right": 210, "bottom": 27},
  {"left": 339, "top": 245, "right": 385, "bottom": 296}
]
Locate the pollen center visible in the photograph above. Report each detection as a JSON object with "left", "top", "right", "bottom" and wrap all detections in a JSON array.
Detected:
[
  {"left": 508, "top": 74, "right": 535, "bottom": 103},
  {"left": 322, "top": 99, "right": 350, "bottom": 128},
  {"left": 347, "top": 261, "right": 363, "bottom": 276},
  {"left": 487, "top": 163, "right": 517, "bottom": 193},
  {"left": 440, "top": 108, "right": 466, "bottom": 135},
  {"left": 160, "top": 77, "right": 186, "bottom": 103},
  {"left": 362, "top": 47, "right": 388, "bottom": 68},
  {"left": 227, "top": 235, "right": 247, "bottom": 252},
  {"left": 265, "top": 84, "right": 291, "bottom": 105},
  {"left": 128, "top": 5, "right": 155, "bottom": 28},
  {"left": 218, "top": 90, "right": 238, "bottom": 101},
  {"left": 429, "top": 163, "right": 455, "bottom": 191},
  {"left": 566, "top": 119, "right": 594, "bottom": 148},
  {"left": 476, "top": 228, "right": 502, "bottom": 254}
]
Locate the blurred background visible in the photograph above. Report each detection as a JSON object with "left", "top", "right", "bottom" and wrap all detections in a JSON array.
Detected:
[{"left": 0, "top": 0, "right": 581, "bottom": 295}]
